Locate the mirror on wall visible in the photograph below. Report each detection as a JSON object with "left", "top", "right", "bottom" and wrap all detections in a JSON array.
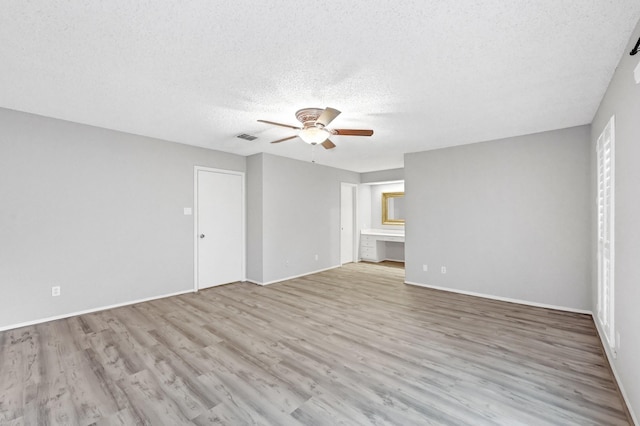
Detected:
[{"left": 382, "top": 192, "right": 405, "bottom": 225}]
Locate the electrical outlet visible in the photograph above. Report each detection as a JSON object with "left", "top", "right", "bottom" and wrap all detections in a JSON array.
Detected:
[
  {"left": 422, "top": 264, "right": 428, "bottom": 272},
  {"left": 315, "top": 254, "right": 319, "bottom": 261},
  {"left": 51, "top": 286, "right": 61, "bottom": 297},
  {"left": 441, "top": 266, "right": 446, "bottom": 274},
  {"left": 285, "top": 259, "right": 289, "bottom": 267}
]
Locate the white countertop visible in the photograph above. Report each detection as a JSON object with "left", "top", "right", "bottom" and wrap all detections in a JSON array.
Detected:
[{"left": 361, "top": 229, "right": 405, "bottom": 237}]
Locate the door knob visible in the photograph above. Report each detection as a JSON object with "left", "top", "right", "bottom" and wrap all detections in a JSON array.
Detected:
[{"left": 200, "top": 234, "right": 205, "bottom": 239}]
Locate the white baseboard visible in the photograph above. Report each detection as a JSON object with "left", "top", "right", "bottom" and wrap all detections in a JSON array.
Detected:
[
  {"left": 0, "top": 289, "right": 194, "bottom": 332},
  {"left": 246, "top": 265, "right": 341, "bottom": 286},
  {"left": 593, "top": 316, "right": 638, "bottom": 425},
  {"left": 404, "top": 281, "right": 592, "bottom": 315}
]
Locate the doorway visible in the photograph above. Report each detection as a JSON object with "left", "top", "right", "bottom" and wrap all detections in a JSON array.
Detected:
[
  {"left": 341, "top": 183, "right": 357, "bottom": 264},
  {"left": 194, "top": 167, "right": 245, "bottom": 290}
]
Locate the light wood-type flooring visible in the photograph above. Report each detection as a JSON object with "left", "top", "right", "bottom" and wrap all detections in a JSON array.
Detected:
[{"left": 0, "top": 262, "right": 631, "bottom": 425}]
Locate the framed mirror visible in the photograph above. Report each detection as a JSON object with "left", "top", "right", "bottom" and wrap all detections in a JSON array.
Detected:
[{"left": 382, "top": 192, "right": 405, "bottom": 225}]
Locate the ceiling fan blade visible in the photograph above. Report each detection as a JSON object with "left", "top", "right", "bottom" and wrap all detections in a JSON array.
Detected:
[
  {"left": 258, "top": 119, "right": 301, "bottom": 130},
  {"left": 333, "top": 129, "right": 374, "bottom": 136},
  {"left": 321, "top": 139, "right": 336, "bottom": 150},
  {"left": 270, "top": 135, "right": 298, "bottom": 144},
  {"left": 316, "top": 107, "right": 341, "bottom": 127}
]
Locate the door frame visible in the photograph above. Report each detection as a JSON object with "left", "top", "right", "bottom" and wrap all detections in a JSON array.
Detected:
[
  {"left": 340, "top": 182, "right": 359, "bottom": 264},
  {"left": 193, "top": 166, "right": 246, "bottom": 292}
]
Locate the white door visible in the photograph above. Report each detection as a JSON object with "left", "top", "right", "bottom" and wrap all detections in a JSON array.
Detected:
[
  {"left": 195, "top": 168, "right": 244, "bottom": 289},
  {"left": 341, "top": 183, "right": 356, "bottom": 264}
]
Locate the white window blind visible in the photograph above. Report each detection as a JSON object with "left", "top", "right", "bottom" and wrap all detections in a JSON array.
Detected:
[{"left": 596, "top": 115, "right": 615, "bottom": 350}]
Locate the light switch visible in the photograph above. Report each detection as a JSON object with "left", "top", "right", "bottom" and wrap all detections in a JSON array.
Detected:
[
  {"left": 634, "top": 60, "right": 640, "bottom": 84},
  {"left": 184, "top": 207, "right": 192, "bottom": 215}
]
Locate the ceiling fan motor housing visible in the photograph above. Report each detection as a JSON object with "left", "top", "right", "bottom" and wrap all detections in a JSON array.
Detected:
[{"left": 295, "top": 108, "right": 325, "bottom": 128}]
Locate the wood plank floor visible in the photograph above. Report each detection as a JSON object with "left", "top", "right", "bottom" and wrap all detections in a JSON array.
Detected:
[{"left": 0, "top": 262, "right": 631, "bottom": 425}]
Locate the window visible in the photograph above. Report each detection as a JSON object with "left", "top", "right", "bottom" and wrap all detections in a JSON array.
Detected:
[{"left": 596, "top": 115, "right": 615, "bottom": 350}]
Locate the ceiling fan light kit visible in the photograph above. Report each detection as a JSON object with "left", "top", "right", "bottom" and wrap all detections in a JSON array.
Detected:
[
  {"left": 299, "top": 126, "right": 330, "bottom": 144},
  {"left": 257, "top": 107, "right": 374, "bottom": 150}
]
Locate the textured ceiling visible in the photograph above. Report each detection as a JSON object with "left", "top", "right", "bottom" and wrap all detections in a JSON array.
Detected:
[{"left": 1, "top": 1, "right": 639, "bottom": 172}]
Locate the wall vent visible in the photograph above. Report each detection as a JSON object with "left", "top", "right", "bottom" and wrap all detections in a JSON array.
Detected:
[{"left": 237, "top": 133, "right": 258, "bottom": 141}]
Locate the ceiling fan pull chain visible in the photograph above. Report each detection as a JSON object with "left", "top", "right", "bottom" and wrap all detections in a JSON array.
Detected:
[{"left": 311, "top": 144, "right": 317, "bottom": 163}]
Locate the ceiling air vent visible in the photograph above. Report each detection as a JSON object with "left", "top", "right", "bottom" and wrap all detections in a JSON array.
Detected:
[{"left": 237, "top": 133, "right": 258, "bottom": 141}]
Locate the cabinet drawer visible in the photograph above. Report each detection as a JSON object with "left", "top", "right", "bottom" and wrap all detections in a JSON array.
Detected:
[
  {"left": 360, "top": 247, "right": 376, "bottom": 259},
  {"left": 360, "top": 236, "right": 376, "bottom": 247}
]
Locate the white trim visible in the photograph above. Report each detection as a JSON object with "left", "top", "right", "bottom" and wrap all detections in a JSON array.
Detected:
[
  {"left": 246, "top": 265, "right": 341, "bottom": 286},
  {"left": 193, "top": 166, "right": 246, "bottom": 292},
  {"left": 593, "top": 315, "right": 638, "bottom": 425},
  {"left": 404, "top": 281, "right": 592, "bottom": 315},
  {"left": 0, "top": 289, "right": 193, "bottom": 332}
]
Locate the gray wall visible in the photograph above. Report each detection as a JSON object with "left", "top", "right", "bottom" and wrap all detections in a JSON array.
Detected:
[
  {"left": 360, "top": 168, "right": 404, "bottom": 184},
  {"left": 358, "top": 184, "right": 372, "bottom": 230},
  {"left": 0, "top": 108, "right": 245, "bottom": 329},
  {"left": 404, "top": 125, "right": 591, "bottom": 311},
  {"left": 248, "top": 153, "right": 359, "bottom": 284},
  {"left": 246, "top": 154, "right": 263, "bottom": 283},
  {"left": 591, "top": 18, "right": 640, "bottom": 418}
]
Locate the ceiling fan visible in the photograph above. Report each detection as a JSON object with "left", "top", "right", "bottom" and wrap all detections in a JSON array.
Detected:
[{"left": 257, "top": 107, "right": 374, "bottom": 149}]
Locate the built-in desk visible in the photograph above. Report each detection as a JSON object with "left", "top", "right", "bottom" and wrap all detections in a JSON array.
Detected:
[{"left": 360, "top": 229, "right": 405, "bottom": 262}]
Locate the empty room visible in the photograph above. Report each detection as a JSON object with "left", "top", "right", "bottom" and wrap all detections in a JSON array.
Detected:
[{"left": 1, "top": 2, "right": 640, "bottom": 425}]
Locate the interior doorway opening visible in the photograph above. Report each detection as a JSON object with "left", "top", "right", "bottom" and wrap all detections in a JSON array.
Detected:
[{"left": 340, "top": 183, "right": 358, "bottom": 265}]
